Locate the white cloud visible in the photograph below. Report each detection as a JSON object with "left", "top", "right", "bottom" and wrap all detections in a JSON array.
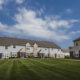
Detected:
[
  {"left": 49, "top": 20, "right": 71, "bottom": 29},
  {"left": 66, "top": 8, "right": 72, "bottom": 14},
  {"left": 0, "top": 0, "right": 4, "bottom": 5},
  {"left": 70, "top": 19, "right": 80, "bottom": 23},
  {"left": 37, "top": 8, "right": 44, "bottom": 16},
  {"left": 16, "top": 0, "right": 24, "bottom": 4},
  {"left": 0, "top": 8, "right": 79, "bottom": 41},
  {"left": 70, "top": 31, "right": 80, "bottom": 35},
  {"left": 0, "top": 0, "right": 4, "bottom": 10},
  {"left": 0, "top": 22, "right": 5, "bottom": 29}
]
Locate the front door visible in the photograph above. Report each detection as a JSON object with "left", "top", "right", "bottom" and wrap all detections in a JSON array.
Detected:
[
  {"left": 70, "top": 51, "right": 73, "bottom": 58},
  {"left": 55, "top": 54, "right": 57, "bottom": 58},
  {"left": 20, "top": 53, "right": 24, "bottom": 58},
  {"left": 0, "top": 53, "right": 2, "bottom": 59},
  {"left": 79, "top": 51, "right": 80, "bottom": 58}
]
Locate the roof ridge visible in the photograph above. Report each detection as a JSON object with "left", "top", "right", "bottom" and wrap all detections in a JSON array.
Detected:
[
  {"left": 0, "top": 37, "right": 61, "bottom": 49},
  {"left": 0, "top": 37, "right": 54, "bottom": 43}
]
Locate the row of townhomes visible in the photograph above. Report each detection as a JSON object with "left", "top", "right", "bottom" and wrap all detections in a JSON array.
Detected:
[
  {"left": 0, "top": 37, "right": 64, "bottom": 59},
  {"left": 70, "top": 38, "right": 80, "bottom": 59}
]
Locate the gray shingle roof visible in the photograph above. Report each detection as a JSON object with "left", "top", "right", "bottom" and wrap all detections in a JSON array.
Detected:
[{"left": 0, "top": 37, "right": 61, "bottom": 49}]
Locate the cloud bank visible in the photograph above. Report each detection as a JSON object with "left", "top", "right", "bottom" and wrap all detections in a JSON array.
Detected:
[{"left": 0, "top": 8, "right": 79, "bottom": 41}]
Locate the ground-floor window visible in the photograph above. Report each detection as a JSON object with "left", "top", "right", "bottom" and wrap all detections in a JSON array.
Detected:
[
  {"left": 74, "top": 53, "right": 79, "bottom": 57},
  {"left": 5, "top": 53, "right": 8, "bottom": 58},
  {"left": 12, "top": 52, "right": 17, "bottom": 57},
  {"left": 26, "top": 53, "right": 30, "bottom": 57},
  {"left": 54, "top": 54, "right": 57, "bottom": 58}
]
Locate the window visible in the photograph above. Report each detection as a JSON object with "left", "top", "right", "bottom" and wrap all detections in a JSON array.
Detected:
[
  {"left": 5, "top": 45, "right": 8, "bottom": 49},
  {"left": 52, "top": 48, "right": 53, "bottom": 50},
  {"left": 74, "top": 54, "right": 79, "bottom": 57},
  {"left": 7, "top": 54, "right": 8, "bottom": 57},
  {"left": 13, "top": 45, "right": 16, "bottom": 48},
  {"left": 12, "top": 53, "right": 14, "bottom": 57},
  {"left": 76, "top": 43, "right": 78, "bottom": 46},
  {"left": 15, "top": 54, "right": 17, "bottom": 57},
  {"left": 58, "top": 49, "right": 60, "bottom": 51},
  {"left": 5, "top": 54, "right": 8, "bottom": 57},
  {"left": 45, "top": 48, "right": 47, "bottom": 50},
  {"left": 35, "top": 48, "right": 37, "bottom": 50},
  {"left": 26, "top": 48, "right": 30, "bottom": 50}
]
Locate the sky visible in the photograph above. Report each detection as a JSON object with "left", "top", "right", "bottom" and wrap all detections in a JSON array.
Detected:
[{"left": 0, "top": 0, "right": 80, "bottom": 49}]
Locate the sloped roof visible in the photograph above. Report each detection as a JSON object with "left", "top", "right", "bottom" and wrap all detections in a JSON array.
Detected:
[
  {"left": 0, "top": 37, "right": 61, "bottom": 49},
  {"left": 62, "top": 49, "right": 69, "bottom": 53},
  {"left": 74, "top": 37, "right": 80, "bottom": 42}
]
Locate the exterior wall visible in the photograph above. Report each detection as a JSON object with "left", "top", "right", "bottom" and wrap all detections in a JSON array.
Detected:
[
  {"left": 64, "top": 52, "right": 70, "bottom": 56},
  {"left": 32, "top": 47, "right": 64, "bottom": 58},
  {"left": 0, "top": 45, "right": 64, "bottom": 59},
  {"left": 70, "top": 41, "right": 80, "bottom": 58},
  {"left": 0, "top": 45, "right": 25, "bottom": 58},
  {"left": 73, "top": 41, "right": 80, "bottom": 58}
]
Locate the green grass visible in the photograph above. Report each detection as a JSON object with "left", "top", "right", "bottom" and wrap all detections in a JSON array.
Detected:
[{"left": 0, "top": 58, "right": 80, "bottom": 80}]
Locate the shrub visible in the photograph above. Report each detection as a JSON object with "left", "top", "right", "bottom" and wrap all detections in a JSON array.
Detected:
[
  {"left": 45, "top": 56, "right": 48, "bottom": 58},
  {"left": 65, "top": 56, "right": 70, "bottom": 59}
]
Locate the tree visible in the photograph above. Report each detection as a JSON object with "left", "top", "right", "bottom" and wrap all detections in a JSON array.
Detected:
[{"left": 69, "top": 46, "right": 73, "bottom": 49}]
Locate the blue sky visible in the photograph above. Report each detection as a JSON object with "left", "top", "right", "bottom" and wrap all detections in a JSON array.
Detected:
[{"left": 0, "top": 0, "right": 80, "bottom": 49}]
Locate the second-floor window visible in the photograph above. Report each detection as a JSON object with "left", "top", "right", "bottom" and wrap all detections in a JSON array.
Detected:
[
  {"left": 5, "top": 45, "right": 8, "bottom": 49},
  {"left": 13, "top": 45, "right": 16, "bottom": 48},
  {"left": 76, "top": 43, "right": 78, "bottom": 46},
  {"left": 26, "top": 48, "right": 30, "bottom": 50},
  {"left": 45, "top": 48, "right": 47, "bottom": 50}
]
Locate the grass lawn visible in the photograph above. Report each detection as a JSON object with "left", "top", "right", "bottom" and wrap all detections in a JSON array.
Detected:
[{"left": 0, "top": 58, "right": 80, "bottom": 80}]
